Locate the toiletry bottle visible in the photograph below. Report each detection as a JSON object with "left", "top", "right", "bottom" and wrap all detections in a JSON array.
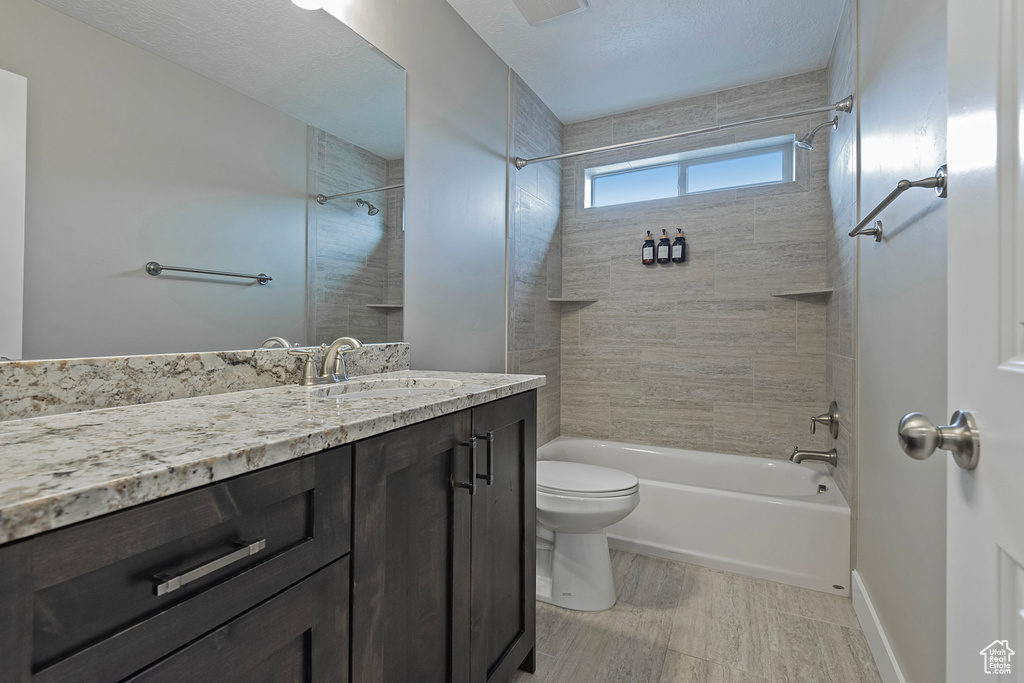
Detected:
[
  {"left": 642, "top": 231, "right": 656, "bottom": 265},
  {"left": 671, "top": 229, "right": 687, "bottom": 263},
  {"left": 657, "top": 229, "right": 672, "bottom": 264}
]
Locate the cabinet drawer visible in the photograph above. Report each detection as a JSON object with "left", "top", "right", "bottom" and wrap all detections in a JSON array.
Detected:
[
  {"left": 123, "top": 558, "right": 349, "bottom": 683},
  {"left": 14, "top": 446, "right": 351, "bottom": 683}
]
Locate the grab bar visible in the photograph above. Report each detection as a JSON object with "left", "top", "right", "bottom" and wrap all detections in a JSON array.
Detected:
[
  {"left": 849, "top": 165, "right": 947, "bottom": 239},
  {"left": 145, "top": 261, "right": 272, "bottom": 285}
]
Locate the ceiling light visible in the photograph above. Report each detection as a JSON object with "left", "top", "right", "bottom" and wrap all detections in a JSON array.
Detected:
[
  {"left": 511, "top": 0, "right": 589, "bottom": 26},
  {"left": 291, "top": 0, "right": 324, "bottom": 10}
]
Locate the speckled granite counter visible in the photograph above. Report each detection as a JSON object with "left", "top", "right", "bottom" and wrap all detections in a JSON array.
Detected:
[{"left": 0, "top": 370, "right": 544, "bottom": 545}]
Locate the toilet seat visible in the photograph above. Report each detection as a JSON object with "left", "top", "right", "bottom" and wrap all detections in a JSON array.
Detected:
[{"left": 537, "top": 460, "right": 639, "bottom": 499}]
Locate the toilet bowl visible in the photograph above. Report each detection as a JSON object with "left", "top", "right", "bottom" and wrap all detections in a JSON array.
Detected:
[{"left": 536, "top": 460, "right": 640, "bottom": 611}]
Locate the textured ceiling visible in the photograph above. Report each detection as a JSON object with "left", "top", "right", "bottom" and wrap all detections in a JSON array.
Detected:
[
  {"left": 445, "top": 0, "right": 845, "bottom": 123},
  {"left": 36, "top": 0, "right": 406, "bottom": 159}
]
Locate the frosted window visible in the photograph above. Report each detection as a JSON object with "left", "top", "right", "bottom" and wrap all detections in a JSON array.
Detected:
[
  {"left": 686, "top": 150, "right": 785, "bottom": 193},
  {"left": 592, "top": 165, "right": 678, "bottom": 208}
]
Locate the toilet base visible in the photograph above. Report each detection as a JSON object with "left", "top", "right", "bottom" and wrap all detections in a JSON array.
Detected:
[{"left": 536, "top": 530, "right": 616, "bottom": 611}]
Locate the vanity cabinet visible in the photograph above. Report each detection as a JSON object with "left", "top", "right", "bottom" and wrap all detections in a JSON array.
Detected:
[
  {"left": 350, "top": 391, "right": 537, "bottom": 683},
  {"left": 122, "top": 559, "right": 349, "bottom": 683},
  {"left": 0, "top": 446, "right": 352, "bottom": 683},
  {"left": 0, "top": 389, "right": 537, "bottom": 683}
]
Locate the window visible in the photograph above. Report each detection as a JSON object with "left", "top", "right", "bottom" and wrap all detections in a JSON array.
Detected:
[{"left": 585, "top": 136, "right": 795, "bottom": 209}]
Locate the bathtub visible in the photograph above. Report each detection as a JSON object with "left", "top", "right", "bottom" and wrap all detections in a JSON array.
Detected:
[{"left": 538, "top": 437, "right": 851, "bottom": 595}]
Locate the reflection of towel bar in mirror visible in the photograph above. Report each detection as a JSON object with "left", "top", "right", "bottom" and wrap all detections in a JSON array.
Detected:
[
  {"left": 316, "top": 183, "right": 405, "bottom": 205},
  {"left": 145, "top": 262, "right": 272, "bottom": 285},
  {"left": 849, "top": 165, "right": 947, "bottom": 239}
]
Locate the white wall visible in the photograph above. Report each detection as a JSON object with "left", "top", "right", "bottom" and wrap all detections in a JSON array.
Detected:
[
  {"left": 1, "top": 0, "right": 308, "bottom": 360},
  {"left": 856, "top": 0, "right": 948, "bottom": 681},
  {"left": 323, "top": 0, "right": 510, "bottom": 372},
  {"left": 0, "top": 69, "right": 27, "bottom": 360}
]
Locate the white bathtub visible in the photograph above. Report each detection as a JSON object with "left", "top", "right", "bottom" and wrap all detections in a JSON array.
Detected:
[{"left": 538, "top": 437, "right": 851, "bottom": 595}]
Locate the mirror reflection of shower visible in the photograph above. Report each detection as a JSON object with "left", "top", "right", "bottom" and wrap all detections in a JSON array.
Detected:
[
  {"left": 315, "top": 183, "right": 404, "bottom": 205},
  {"left": 356, "top": 198, "right": 380, "bottom": 216}
]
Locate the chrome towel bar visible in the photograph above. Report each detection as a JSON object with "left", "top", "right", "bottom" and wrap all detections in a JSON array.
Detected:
[
  {"left": 849, "top": 165, "right": 947, "bottom": 239},
  {"left": 145, "top": 261, "right": 272, "bottom": 285}
]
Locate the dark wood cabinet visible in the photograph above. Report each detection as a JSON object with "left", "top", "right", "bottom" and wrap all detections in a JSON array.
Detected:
[
  {"left": 0, "top": 446, "right": 351, "bottom": 683},
  {"left": 350, "top": 410, "right": 474, "bottom": 683},
  {"left": 122, "top": 558, "right": 349, "bottom": 683},
  {"left": 350, "top": 391, "right": 537, "bottom": 683},
  {"left": 470, "top": 391, "right": 537, "bottom": 683},
  {"left": 0, "top": 390, "right": 537, "bottom": 683}
]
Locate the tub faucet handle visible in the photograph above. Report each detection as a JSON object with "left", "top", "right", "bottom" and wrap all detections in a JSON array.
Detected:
[{"left": 810, "top": 401, "right": 840, "bottom": 439}]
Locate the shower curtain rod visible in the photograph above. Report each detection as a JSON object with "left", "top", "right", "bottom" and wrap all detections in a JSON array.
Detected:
[
  {"left": 316, "top": 183, "right": 404, "bottom": 205},
  {"left": 513, "top": 96, "right": 854, "bottom": 170}
]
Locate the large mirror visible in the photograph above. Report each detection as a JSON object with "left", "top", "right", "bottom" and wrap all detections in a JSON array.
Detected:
[{"left": 0, "top": 0, "right": 405, "bottom": 361}]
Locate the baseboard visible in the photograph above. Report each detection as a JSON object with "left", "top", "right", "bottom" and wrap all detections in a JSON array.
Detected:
[{"left": 851, "top": 570, "right": 907, "bottom": 683}]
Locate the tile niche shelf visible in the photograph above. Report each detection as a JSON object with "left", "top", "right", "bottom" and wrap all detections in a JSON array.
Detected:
[
  {"left": 366, "top": 303, "right": 403, "bottom": 310},
  {"left": 769, "top": 288, "right": 833, "bottom": 299},
  {"left": 547, "top": 298, "right": 598, "bottom": 304}
]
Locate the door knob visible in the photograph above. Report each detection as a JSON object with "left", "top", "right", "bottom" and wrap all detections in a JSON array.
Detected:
[{"left": 897, "top": 410, "right": 980, "bottom": 470}]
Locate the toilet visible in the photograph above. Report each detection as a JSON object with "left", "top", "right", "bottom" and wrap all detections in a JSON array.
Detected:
[{"left": 535, "top": 460, "right": 640, "bottom": 611}]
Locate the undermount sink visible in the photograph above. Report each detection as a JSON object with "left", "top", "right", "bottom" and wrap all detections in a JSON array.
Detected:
[{"left": 308, "top": 377, "right": 464, "bottom": 400}]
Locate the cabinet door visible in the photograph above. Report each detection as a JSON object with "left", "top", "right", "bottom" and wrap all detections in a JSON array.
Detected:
[
  {"left": 470, "top": 391, "right": 537, "bottom": 683},
  {"left": 123, "top": 557, "right": 349, "bottom": 683},
  {"left": 350, "top": 412, "right": 473, "bottom": 683}
]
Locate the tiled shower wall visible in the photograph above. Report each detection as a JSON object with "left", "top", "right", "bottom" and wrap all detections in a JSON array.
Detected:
[
  {"left": 307, "top": 127, "right": 404, "bottom": 345},
  {"left": 826, "top": 0, "right": 859, "bottom": 561},
  {"left": 385, "top": 159, "right": 405, "bottom": 341},
  {"left": 559, "top": 71, "right": 836, "bottom": 459},
  {"left": 508, "top": 73, "right": 563, "bottom": 445}
]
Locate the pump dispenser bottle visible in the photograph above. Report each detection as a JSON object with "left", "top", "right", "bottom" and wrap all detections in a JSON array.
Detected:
[
  {"left": 642, "top": 231, "right": 656, "bottom": 265},
  {"left": 671, "top": 229, "right": 687, "bottom": 263},
  {"left": 657, "top": 229, "right": 671, "bottom": 264}
]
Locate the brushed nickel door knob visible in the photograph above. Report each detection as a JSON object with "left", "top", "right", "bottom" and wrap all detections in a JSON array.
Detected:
[{"left": 897, "top": 410, "right": 980, "bottom": 470}]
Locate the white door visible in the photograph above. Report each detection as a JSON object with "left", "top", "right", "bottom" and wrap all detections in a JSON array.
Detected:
[{"left": 947, "top": 0, "right": 1024, "bottom": 680}]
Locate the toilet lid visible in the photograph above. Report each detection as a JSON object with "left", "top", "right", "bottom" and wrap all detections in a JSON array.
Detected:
[{"left": 537, "top": 460, "right": 639, "bottom": 498}]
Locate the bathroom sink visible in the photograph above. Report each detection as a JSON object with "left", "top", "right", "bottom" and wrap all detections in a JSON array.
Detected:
[{"left": 308, "top": 377, "right": 464, "bottom": 400}]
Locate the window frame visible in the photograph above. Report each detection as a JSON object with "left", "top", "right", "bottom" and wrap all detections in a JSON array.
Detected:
[{"left": 585, "top": 135, "right": 796, "bottom": 209}]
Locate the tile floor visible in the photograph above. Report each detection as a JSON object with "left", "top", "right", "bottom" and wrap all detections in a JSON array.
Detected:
[{"left": 512, "top": 550, "right": 882, "bottom": 683}]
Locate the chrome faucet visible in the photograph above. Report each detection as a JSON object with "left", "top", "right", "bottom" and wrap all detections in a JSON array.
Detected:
[
  {"left": 261, "top": 336, "right": 294, "bottom": 348},
  {"left": 286, "top": 337, "right": 364, "bottom": 386},
  {"left": 790, "top": 447, "right": 838, "bottom": 467},
  {"left": 321, "top": 337, "right": 363, "bottom": 382}
]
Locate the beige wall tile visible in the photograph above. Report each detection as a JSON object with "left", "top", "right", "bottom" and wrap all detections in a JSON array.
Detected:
[{"left": 559, "top": 71, "right": 832, "bottom": 464}]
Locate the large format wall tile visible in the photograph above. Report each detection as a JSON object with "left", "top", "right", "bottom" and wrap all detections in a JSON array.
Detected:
[
  {"left": 307, "top": 128, "right": 404, "bottom": 345},
  {"left": 559, "top": 71, "right": 834, "bottom": 460},
  {"left": 510, "top": 73, "right": 564, "bottom": 445}
]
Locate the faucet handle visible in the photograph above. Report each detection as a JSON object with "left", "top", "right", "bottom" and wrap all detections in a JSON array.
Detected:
[
  {"left": 810, "top": 401, "right": 840, "bottom": 439},
  {"left": 288, "top": 348, "right": 320, "bottom": 386}
]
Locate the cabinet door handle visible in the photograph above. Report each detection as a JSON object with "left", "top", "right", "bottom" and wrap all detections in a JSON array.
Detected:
[
  {"left": 454, "top": 438, "right": 477, "bottom": 495},
  {"left": 475, "top": 431, "right": 494, "bottom": 485},
  {"left": 153, "top": 539, "right": 266, "bottom": 596}
]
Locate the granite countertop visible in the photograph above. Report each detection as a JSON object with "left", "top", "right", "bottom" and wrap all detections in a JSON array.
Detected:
[{"left": 0, "top": 370, "right": 544, "bottom": 545}]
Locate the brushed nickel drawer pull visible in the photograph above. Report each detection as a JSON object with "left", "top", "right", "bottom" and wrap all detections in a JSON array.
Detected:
[{"left": 153, "top": 539, "right": 267, "bottom": 596}]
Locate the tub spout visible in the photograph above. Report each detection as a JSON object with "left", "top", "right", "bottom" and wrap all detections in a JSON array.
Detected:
[{"left": 791, "top": 447, "right": 838, "bottom": 467}]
